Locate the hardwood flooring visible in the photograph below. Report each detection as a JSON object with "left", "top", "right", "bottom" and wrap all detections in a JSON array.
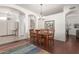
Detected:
[
  {"left": 51, "top": 36, "right": 79, "bottom": 54},
  {"left": 0, "top": 36, "right": 79, "bottom": 54},
  {"left": 0, "top": 39, "right": 29, "bottom": 53}
]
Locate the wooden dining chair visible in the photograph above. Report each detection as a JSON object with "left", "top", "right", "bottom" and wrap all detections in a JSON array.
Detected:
[
  {"left": 30, "top": 29, "right": 34, "bottom": 43},
  {"left": 38, "top": 29, "right": 49, "bottom": 48},
  {"left": 35, "top": 29, "right": 45, "bottom": 47},
  {"left": 48, "top": 29, "right": 54, "bottom": 50},
  {"left": 30, "top": 29, "right": 37, "bottom": 44},
  {"left": 41, "top": 29, "right": 54, "bottom": 50}
]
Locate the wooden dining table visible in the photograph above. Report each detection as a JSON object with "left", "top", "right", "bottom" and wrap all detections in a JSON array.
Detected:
[{"left": 30, "top": 29, "right": 54, "bottom": 51}]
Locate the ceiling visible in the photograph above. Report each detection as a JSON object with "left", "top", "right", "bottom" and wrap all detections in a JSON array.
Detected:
[{"left": 17, "top": 4, "right": 64, "bottom": 16}]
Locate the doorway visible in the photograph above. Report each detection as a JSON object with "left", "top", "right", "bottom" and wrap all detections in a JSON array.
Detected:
[{"left": 66, "top": 10, "right": 79, "bottom": 41}]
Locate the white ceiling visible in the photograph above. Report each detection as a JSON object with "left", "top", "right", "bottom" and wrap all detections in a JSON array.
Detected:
[{"left": 17, "top": 4, "right": 64, "bottom": 16}]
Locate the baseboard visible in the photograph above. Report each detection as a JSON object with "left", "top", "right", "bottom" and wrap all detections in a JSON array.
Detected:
[
  {"left": 0, "top": 39, "right": 28, "bottom": 46},
  {"left": 0, "top": 34, "right": 16, "bottom": 37},
  {"left": 54, "top": 39, "right": 65, "bottom": 43},
  {"left": 54, "top": 38, "right": 66, "bottom": 42}
]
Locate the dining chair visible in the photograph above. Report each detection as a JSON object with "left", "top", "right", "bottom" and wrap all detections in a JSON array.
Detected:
[{"left": 30, "top": 29, "right": 37, "bottom": 44}]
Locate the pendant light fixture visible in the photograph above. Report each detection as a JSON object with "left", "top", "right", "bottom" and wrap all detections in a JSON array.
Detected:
[{"left": 38, "top": 4, "right": 45, "bottom": 20}]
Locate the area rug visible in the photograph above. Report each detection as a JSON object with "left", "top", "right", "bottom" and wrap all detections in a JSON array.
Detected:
[{"left": 2, "top": 44, "right": 49, "bottom": 54}]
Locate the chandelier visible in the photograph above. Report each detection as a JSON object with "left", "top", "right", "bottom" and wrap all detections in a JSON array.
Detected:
[{"left": 38, "top": 4, "right": 45, "bottom": 20}]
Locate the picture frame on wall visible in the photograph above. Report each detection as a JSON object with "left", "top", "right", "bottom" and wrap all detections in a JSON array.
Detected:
[{"left": 44, "top": 20, "right": 55, "bottom": 30}]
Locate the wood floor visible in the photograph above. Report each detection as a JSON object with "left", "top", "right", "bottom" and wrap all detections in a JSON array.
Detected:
[
  {"left": 0, "top": 39, "right": 30, "bottom": 53},
  {"left": 0, "top": 36, "right": 79, "bottom": 54},
  {"left": 52, "top": 36, "right": 79, "bottom": 54}
]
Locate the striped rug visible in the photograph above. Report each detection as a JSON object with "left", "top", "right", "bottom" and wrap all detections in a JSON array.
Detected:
[{"left": 2, "top": 44, "right": 49, "bottom": 54}]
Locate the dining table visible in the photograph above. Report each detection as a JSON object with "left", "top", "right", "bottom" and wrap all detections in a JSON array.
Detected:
[
  {"left": 36, "top": 30, "right": 53, "bottom": 50},
  {"left": 30, "top": 29, "right": 54, "bottom": 51}
]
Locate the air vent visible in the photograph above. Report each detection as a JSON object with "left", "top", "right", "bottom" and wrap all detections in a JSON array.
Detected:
[{"left": 69, "top": 6, "right": 76, "bottom": 9}]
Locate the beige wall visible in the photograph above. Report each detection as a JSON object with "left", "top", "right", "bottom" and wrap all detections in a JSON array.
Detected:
[
  {"left": 45, "top": 13, "right": 66, "bottom": 41},
  {"left": 0, "top": 21, "right": 7, "bottom": 36}
]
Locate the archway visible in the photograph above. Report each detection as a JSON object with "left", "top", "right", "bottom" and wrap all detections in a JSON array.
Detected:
[
  {"left": 66, "top": 9, "right": 79, "bottom": 41},
  {"left": 0, "top": 5, "right": 26, "bottom": 45}
]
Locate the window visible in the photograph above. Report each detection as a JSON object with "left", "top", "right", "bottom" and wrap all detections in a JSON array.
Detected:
[{"left": 0, "top": 17, "right": 7, "bottom": 21}]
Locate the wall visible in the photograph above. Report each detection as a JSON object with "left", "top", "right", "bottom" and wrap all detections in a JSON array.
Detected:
[
  {"left": 19, "top": 7, "right": 39, "bottom": 39},
  {"left": 38, "top": 13, "right": 66, "bottom": 41},
  {"left": 0, "top": 21, "right": 7, "bottom": 36},
  {"left": 37, "top": 18, "right": 45, "bottom": 29}
]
